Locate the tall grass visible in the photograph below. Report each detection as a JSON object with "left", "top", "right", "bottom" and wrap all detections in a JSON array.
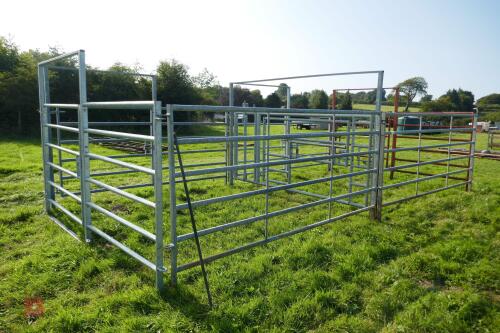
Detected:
[{"left": 0, "top": 133, "right": 498, "bottom": 332}]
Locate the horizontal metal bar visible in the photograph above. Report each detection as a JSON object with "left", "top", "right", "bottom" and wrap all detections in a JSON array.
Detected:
[
  {"left": 171, "top": 104, "right": 380, "bottom": 115},
  {"left": 87, "top": 225, "right": 157, "bottom": 271},
  {"left": 62, "top": 121, "right": 152, "bottom": 126},
  {"left": 87, "top": 153, "right": 155, "bottom": 175},
  {"left": 70, "top": 175, "right": 228, "bottom": 195},
  {"left": 38, "top": 50, "right": 80, "bottom": 65},
  {"left": 166, "top": 148, "right": 225, "bottom": 155},
  {"left": 384, "top": 155, "right": 468, "bottom": 172},
  {"left": 61, "top": 138, "right": 142, "bottom": 144},
  {"left": 47, "top": 215, "right": 80, "bottom": 241},
  {"left": 176, "top": 149, "right": 377, "bottom": 178},
  {"left": 395, "top": 135, "right": 472, "bottom": 142},
  {"left": 83, "top": 101, "right": 155, "bottom": 109},
  {"left": 163, "top": 161, "right": 226, "bottom": 170},
  {"left": 249, "top": 178, "right": 367, "bottom": 208},
  {"left": 394, "top": 158, "right": 467, "bottom": 168},
  {"left": 268, "top": 180, "right": 327, "bottom": 199},
  {"left": 177, "top": 168, "right": 373, "bottom": 210},
  {"left": 87, "top": 202, "right": 155, "bottom": 241},
  {"left": 384, "top": 141, "right": 472, "bottom": 153},
  {"left": 46, "top": 143, "right": 80, "bottom": 156},
  {"left": 333, "top": 87, "right": 396, "bottom": 91},
  {"left": 177, "top": 187, "right": 373, "bottom": 242},
  {"left": 47, "top": 65, "right": 156, "bottom": 78},
  {"left": 86, "top": 128, "right": 154, "bottom": 142},
  {"left": 268, "top": 168, "right": 288, "bottom": 173},
  {"left": 47, "top": 162, "right": 78, "bottom": 178},
  {"left": 72, "top": 182, "right": 154, "bottom": 195},
  {"left": 45, "top": 123, "right": 79, "bottom": 133},
  {"left": 382, "top": 169, "right": 469, "bottom": 190},
  {"left": 44, "top": 103, "right": 79, "bottom": 109},
  {"left": 232, "top": 70, "right": 382, "bottom": 84},
  {"left": 177, "top": 206, "right": 372, "bottom": 271},
  {"left": 387, "top": 111, "right": 474, "bottom": 116},
  {"left": 382, "top": 181, "right": 469, "bottom": 207},
  {"left": 394, "top": 169, "right": 467, "bottom": 181},
  {"left": 63, "top": 152, "right": 150, "bottom": 162},
  {"left": 86, "top": 169, "right": 140, "bottom": 178},
  {"left": 178, "top": 130, "right": 378, "bottom": 144},
  {"left": 173, "top": 122, "right": 225, "bottom": 126},
  {"left": 240, "top": 82, "right": 283, "bottom": 88},
  {"left": 388, "top": 128, "right": 473, "bottom": 135},
  {"left": 87, "top": 178, "right": 155, "bottom": 208},
  {"left": 49, "top": 199, "right": 82, "bottom": 225},
  {"left": 49, "top": 181, "right": 81, "bottom": 202}
]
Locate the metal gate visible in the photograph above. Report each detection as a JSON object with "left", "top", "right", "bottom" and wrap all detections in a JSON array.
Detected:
[{"left": 38, "top": 50, "right": 476, "bottom": 293}]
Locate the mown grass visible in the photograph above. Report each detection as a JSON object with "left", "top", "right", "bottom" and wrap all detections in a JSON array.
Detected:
[
  {"left": 0, "top": 130, "right": 499, "bottom": 332},
  {"left": 353, "top": 104, "right": 421, "bottom": 112}
]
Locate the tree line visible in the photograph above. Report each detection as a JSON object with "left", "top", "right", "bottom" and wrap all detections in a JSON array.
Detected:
[{"left": 1, "top": 37, "right": 497, "bottom": 135}]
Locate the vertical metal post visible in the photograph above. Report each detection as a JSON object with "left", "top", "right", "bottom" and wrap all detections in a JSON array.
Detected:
[
  {"left": 370, "top": 71, "right": 384, "bottom": 221},
  {"left": 150, "top": 76, "right": 158, "bottom": 185},
  {"left": 167, "top": 105, "right": 178, "bottom": 285},
  {"left": 467, "top": 111, "right": 478, "bottom": 192},
  {"left": 234, "top": 112, "right": 239, "bottom": 180},
  {"left": 153, "top": 101, "right": 164, "bottom": 291},
  {"left": 262, "top": 113, "right": 267, "bottom": 183},
  {"left": 285, "top": 86, "right": 292, "bottom": 183},
  {"left": 254, "top": 112, "right": 261, "bottom": 182},
  {"left": 38, "top": 65, "right": 52, "bottom": 212},
  {"left": 224, "top": 109, "right": 229, "bottom": 184},
  {"left": 348, "top": 116, "right": 356, "bottom": 204},
  {"left": 445, "top": 116, "right": 453, "bottom": 186},
  {"left": 228, "top": 83, "right": 235, "bottom": 185},
  {"left": 264, "top": 113, "right": 270, "bottom": 239},
  {"left": 43, "top": 67, "right": 56, "bottom": 203},
  {"left": 389, "top": 87, "right": 399, "bottom": 179},
  {"left": 328, "top": 113, "right": 336, "bottom": 219},
  {"left": 415, "top": 116, "right": 423, "bottom": 195},
  {"left": 55, "top": 107, "right": 64, "bottom": 191},
  {"left": 243, "top": 113, "right": 248, "bottom": 181},
  {"left": 345, "top": 118, "right": 351, "bottom": 167},
  {"left": 366, "top": 114, "right": 375, "bottom": 207},
  {"left": 376, "top": 112, "right": 386, "bottom": 219},
  {"left": 77, "top": 50, "right": 92, "bottom": 242}
]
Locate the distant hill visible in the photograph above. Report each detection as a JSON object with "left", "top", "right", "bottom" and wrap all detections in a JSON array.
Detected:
[{"left": 477, "top": 93, "right": 500, "bottom": 122}]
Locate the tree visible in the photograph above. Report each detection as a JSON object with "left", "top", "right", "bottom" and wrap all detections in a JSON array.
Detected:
[
  {"left": 477, "top": 93, "right": 500, "bottom": 106},
  {"left": 420, "top": 94, "right": 433, "bottom": 103},
  {"left": 365, "top": 89, "right": 386, "bottom": 104},
  {"left": 276, "top": 83, "right": 289, "bottom": 104},
  {"left": 308, "top": 89, "right": 328, "bottom": 109},
  {"left": 193, "top": 68, "right": 217, "bottom": 89},
  {"left": 421, "top": 99, "right": 453, "bottom": 112},
  {"left": 157, "top": 59, "right": 200, "bottom": 122},
  {"left": 439, "top": 89, "right": 474, "bottom": 111},
  {"left": 249, "top": 90, "right": 264, "bottom": 107},
  {"left": 397, "top": 77, "right": 428, "bottom": 111},
  {"left": 157, "top": 59, "right": 198, "bottom": 104},
  {"left": 338, "top": 91, "right": 353, "bottom": 110},
  {"left": 0, "top": 36, "right": 18, "bottom": 72},
  {"left": 291, "top": 93, "right": 309, "bottom": 108},
  {"left": 264, "top": 92, "right": 282, "bottom": 108}
]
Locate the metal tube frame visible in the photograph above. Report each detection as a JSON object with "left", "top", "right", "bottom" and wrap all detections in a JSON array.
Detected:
[{"left": 39, "top": 54, "right": 477, "bottom": 296}]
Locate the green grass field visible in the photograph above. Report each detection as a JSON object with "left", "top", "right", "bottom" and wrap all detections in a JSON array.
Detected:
[
  {"left": 0, "top": 130, "right": 499, "bottom": 332},
  {"left": 354, "top": 104, "right": 421, "bottom": 112}
]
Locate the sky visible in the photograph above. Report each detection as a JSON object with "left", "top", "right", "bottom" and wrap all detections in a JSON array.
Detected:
[{"left": 1, "top": 0, "right": 499, "bottom": 99}]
